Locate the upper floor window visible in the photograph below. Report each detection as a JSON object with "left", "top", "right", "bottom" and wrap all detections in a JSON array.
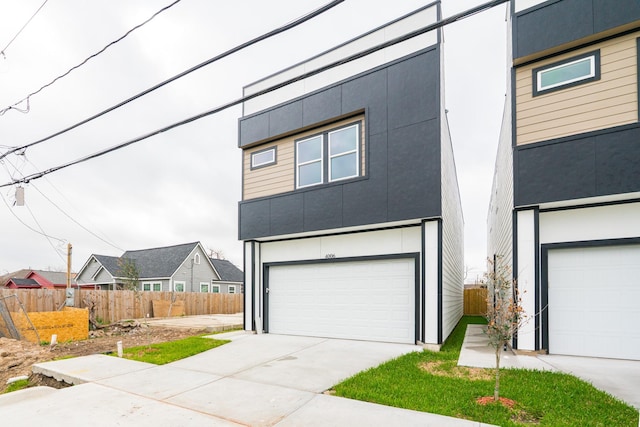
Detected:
[
  {"left": 194, "top": 253, "right": 201, "bottom": 264},
  {"left": 533, "top": 51, "right": 600, "bottom": 96},
  {"left": 251, "top": 147, "right": 276, "bottom": 169},
  {"left": 296, "top": 122, "right": 360, "bottom": 189}
]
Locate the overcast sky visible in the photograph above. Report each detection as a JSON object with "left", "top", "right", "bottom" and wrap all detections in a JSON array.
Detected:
[{"left": 0, "top": 0, "right": 507, "bottom": 282}]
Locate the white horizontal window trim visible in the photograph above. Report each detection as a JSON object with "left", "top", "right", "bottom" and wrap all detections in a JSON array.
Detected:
[
  {"left": 251, "top": 147, "right": 277, "bottom": 168},
  {"left": 533, "top": 51, "right": 600, "bottom": 96}
]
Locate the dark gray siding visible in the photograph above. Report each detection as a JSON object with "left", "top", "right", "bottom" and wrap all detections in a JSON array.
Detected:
[
  {"left": 514, "top": 124, "right": 640, "bottom": 206},
  {"left": 513, "top": 0, "right": 640, "bottom": 60},
  {"left": 238, "top": 48, "right": 442, "bottom": 240}
]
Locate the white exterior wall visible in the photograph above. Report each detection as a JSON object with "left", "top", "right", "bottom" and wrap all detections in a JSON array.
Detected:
[
  {"left": 243, "top": 5, "right": 438, "bottom": 115},
  {"left": 244, "top": 225, "right": 450, "bottom": 345},
  {"left": 424, "top": 221, "right": 440, "bottom": 344},
  {"left": 260, "top": 227, "right": 421, "bottom": 263},
  {"left": 515, "top": 209, "right": 537, "bottom": 350},
  {"left": 514, "top": 0, "right": 547, "bottom": 13},
  {"left": 487, "top": 99, "right": 514, "bottom": 271},
  {"left": 440, "top": 115, "right": 464, "bottom": 342},
  {"left": 539, "top": 202, "right": 640, "bottom": 244}
]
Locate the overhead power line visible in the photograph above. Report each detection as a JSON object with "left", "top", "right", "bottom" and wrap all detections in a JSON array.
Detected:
[
  {"left": 0, "top": 0, "right": 345, "bottom": 159},
  {"left": 0, "top": 0, "right": 509, "bottom": 189},
  {"left": 0, "top": 0, "right": 183, "bottom": 116},
  {"left": 0, "top": 0, "right": 48, "bottom": 58}
]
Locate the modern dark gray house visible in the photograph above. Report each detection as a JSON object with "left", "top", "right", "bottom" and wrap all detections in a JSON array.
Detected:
[
  {"left": 239, "top": 3, "right": 464, "bottom": 346},
  {"left": 488, "top": 0, "right": 640, "bottom": 360}
]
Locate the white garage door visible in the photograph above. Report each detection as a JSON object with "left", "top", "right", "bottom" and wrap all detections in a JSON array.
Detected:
[
  {"left": 267, "top": 258, "right": 415, "bottom": 344},
  {"left": 548, "top": 244, "right": 640, "bottom": 360}
]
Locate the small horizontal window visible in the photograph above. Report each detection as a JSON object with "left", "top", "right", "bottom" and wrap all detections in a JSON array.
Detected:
[
  {"left": 533, "top": 51, "right": 600, "bottom": 96},
  {"left": 251, "top": 147, "right": 276, "bottom": 169}
]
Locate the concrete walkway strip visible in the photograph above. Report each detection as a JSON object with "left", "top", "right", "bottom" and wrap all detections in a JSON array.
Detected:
[
  {"left": 458, "top": 324, "right": 640, "bottom": 410},
  {"left": 32, "top": 354, "right": 155, "bottom": 384}
]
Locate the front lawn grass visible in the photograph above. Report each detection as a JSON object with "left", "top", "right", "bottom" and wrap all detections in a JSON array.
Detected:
[
  {"left": 333, "top": 316, "right": 638, "bottom": 426},
  {"left": 114, "top": 335, "right": 229, "bottom": 365}
]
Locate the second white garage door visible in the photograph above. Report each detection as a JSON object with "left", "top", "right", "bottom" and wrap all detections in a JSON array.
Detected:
[
  {"left": 548, "top": 244, "right": 640, "bottom": 360},
  {"left": 266, "top": 258, "right": 416, "bottom": 344}
]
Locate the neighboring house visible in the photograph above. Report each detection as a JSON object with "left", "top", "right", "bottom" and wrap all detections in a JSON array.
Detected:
[
  {"left": 75, "top": 242, "right": 243, "bottom": 294},
  {"left": 5, "top": 278, "right": 41, "bottom": 289},
  {"left": 238, "top": 4, "right": 464, "bottom": 346},
  {"left": 2, "top": 270, "right": 77, "bottom": 289},
  {"left": 209, "top": 258, "right": 244, "bottom": 294},
  {"left": 488, "top": 0, "right": 640, "bottom": 360}
]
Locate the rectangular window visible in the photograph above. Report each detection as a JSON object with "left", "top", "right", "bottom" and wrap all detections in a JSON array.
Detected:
[
  {"left": 251, "top": 147, "right": 277, "bottom": 169},
  {"left": 228, "top": 285, "right": 236, "bottom": 294},
  {"left": 174, "top": 281, "right": 185, "bottom": 292},
  {"left": 296, "top": 136, "right": 323, "bottom": 188},
  {"left": 533, "top": 51, "right": 600, "bottom": 96},
  {"left": 143, "top": 282, "right": 161, "bottom": 291},
  {"left": 211, "top": 284, "right": 220, "bottom": 293},
  {"left": 295, "top": 121, "right": 361, "bottom": 189},
  {"left": 329, "top": 124, "right": 359, "bottom": 181},
  {"left": 200, "top": 282, "right": 209, "bottom": 292}
]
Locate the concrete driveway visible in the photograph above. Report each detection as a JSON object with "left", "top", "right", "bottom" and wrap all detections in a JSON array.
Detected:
[{"left": 1, "top": 332, "right": 496, "bottom": 426}]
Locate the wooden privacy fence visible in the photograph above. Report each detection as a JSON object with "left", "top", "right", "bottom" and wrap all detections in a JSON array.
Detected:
[
  {"left": 464, "top": 287, "right": 488, "bottom": 315},
  {"left": 0, "top": 289, "right": 242, "bottom": 323}
]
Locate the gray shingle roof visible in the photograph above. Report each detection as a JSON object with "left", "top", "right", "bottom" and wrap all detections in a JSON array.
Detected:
[
  {"left": 33, "top": 270, "right": 69, "bottom": 284},
  {"left": 210, "top": 259, "right": 243, "bottom": 283},
  {"left": 93, "top": 255, "right": 121, "bottom": 276},
  {"left": 121, "top": 242, "right": 199, "bottom": 278},
  {"left": 11, "top": 278, "right": 40, "bottom": 287}
]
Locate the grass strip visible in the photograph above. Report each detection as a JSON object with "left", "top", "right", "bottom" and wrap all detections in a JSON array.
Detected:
[
  {"left": 333, "top": 316, "right": 638, "bottom": 426},
  {"left": 114, "top": 335, "right": 229, "bottom": 365}
]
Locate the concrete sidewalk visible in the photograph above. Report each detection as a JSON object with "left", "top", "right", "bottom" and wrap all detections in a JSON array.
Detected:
[
  {"left": 1, "top": 332, "right": 496, "bottom": 426},
  {"left": 459, "top": 324, "right": 640, "bottom": 409}
]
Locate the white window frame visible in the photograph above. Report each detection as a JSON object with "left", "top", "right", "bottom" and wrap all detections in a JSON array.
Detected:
[
  {"left": 211, "top": 284, "right": 220, "bottom": 293},
  {"left": 194, "top": 253, "right": 201, "bottom": 265},
  {"left": 200, "top": 282, "right": 209, "bottom": 292},
  {"left": 228, "top": 285, "right": 236, "bottom": 294},
  {"left": 142, "top": 282, "right": 161, "bottom": 291},
  {"left": 328, "top": 124, "right": 360, "bottom": 182},
  {"left": 251, "top": 147, "right": 277, "bottom": 169},
  {"left": 174, "top": 281, "right": 186, "bottom": 292},
  {"left": 296, "top": 135, "right": 324, "bottom": 188},
  {"left": 534, "top": 51, "right": 600, "bottom": 96},
  {"left": 295, "top": 121, "right": 361, "bottom": 189}
]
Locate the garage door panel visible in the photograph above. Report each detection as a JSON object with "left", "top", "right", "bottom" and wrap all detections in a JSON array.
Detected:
[
  {"left": 548, "top": 244, "right": 640, "bottom": 360},
  {"left": 268, "top": 258, "right": 415, "bottom": 344}
]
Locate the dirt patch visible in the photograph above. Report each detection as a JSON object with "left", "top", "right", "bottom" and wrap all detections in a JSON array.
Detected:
[
  {"left": 418, "top": 360, "right": 493, "bottom": 381},
  {"left": 476, "top": 396, "right": 541, "bottom": 424},
  {"left": 0, "top": 323, "right": 206, "bottom": 390}
]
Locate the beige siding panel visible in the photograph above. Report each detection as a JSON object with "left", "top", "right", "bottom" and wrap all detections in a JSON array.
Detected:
[
  {"left": 515, "top": 32, "right": 639, "bottom": 146},
  {"left": 518, "top": 83, "right": 636, "bottom": 120},
  {"left": 243, "top": 115, "right": 365, "bottom": 200}
]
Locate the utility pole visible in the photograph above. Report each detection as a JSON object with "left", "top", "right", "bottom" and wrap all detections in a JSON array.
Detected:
[{"left": 67, "top": 243, "right": 72, "bottom": 288}]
